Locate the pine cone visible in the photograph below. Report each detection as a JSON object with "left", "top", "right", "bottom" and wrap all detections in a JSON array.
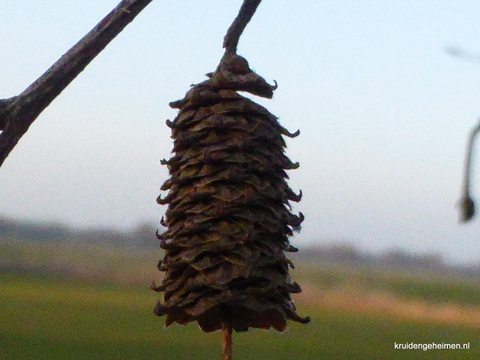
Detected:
[{"left": 153, "top": 53, "right": 310, "bottom": 332}]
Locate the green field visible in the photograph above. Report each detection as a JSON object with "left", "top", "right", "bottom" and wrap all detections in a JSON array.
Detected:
[{"left": 1, "top": 273, "right": 479, "bottom": 360}]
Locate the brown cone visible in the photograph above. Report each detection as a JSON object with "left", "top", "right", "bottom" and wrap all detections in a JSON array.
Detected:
[{"left": 154, "top": 53, "right": 310, "bottom": 332}]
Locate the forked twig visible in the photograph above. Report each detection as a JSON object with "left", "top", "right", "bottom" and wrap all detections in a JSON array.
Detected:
[{"left": 0, "top": 0, "right": 153, "bottom": 167}]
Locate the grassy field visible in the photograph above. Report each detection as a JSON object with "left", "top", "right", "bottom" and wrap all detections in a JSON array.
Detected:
[{"left": 1, "top": 273, "right": 479, "bottom": 360}]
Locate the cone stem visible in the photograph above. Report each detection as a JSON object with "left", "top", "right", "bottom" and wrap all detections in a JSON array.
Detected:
[
  {"left": 223, "top": 0, "right": 262, "bottom": 53},
  {"left": 221, "top": 323, "right": 233, "bottom": 360}
]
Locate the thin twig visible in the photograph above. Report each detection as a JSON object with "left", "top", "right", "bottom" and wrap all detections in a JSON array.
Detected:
[
  {"left": 459, "top": 119, "right": 480, "bottom": 222},
  {"left": 0, "top": 0, "right": 153, "bottom": 167},
  {"left": 222, "top": 323, "right": 233, "bottom": 360},
  {"left": 223, "top": 0, "right": 262, "bottom": 54}
]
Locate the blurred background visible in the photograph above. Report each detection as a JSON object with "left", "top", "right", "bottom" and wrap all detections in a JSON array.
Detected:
[
  {"left": 1, "top": 217, "right": 479, "bottom": 359},
  {"left": 1, "top": 1, "right": 480, "bottom": 358},
  {"left": 2, "top": 0, "right": 480, "bottom": 264}
]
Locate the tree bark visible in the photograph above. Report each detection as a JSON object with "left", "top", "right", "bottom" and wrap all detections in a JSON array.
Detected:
[{"left": 0, "top": 0, "right": 153, "bottom": 167}]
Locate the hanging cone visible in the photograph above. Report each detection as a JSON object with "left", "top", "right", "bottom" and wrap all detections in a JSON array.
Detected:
[{"left": 153, "top": 51, "right": 309, "bottom": 333}]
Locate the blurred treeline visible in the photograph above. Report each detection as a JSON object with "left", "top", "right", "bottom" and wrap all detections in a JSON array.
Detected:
[
  {"left": 0, "top": 216, "right": 160, "bottom": 284},
  {"left": 1, "top": 215, "right": 480, "bottom": 281},
  {"left": 0, "top": 216, "right": 155, "bottom": 248},
  {"left": 297, "top": 243, "right": 480, "bottom": 279}
]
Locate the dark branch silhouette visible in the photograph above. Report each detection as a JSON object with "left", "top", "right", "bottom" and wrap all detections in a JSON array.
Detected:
[
  {"left": 459, "top": 119, "right": 480, "bottom": 222},
  {"left": 445, "top": 45, "right": 480, "bottom": 221},
  {"left": 0, "top": 0, "right": 153, "bottom": 167}
]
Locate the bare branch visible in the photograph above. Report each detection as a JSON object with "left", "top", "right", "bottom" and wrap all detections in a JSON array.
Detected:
[{"left": 0, "top": 0, "right": 153, "bottom": 167}]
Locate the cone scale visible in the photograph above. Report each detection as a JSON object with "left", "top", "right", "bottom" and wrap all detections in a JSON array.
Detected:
[{"left": 153, "top": 51, "right": 310, "bottom": 333}]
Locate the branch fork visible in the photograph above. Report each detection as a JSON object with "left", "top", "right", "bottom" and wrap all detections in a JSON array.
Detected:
[{"left": 0, "top": 0, "right": 153, "bottom": 167}]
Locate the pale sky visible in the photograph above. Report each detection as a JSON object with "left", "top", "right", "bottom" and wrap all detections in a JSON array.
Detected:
[{"left": 1, "top": 0, "right": 480, "bottom": 264}]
